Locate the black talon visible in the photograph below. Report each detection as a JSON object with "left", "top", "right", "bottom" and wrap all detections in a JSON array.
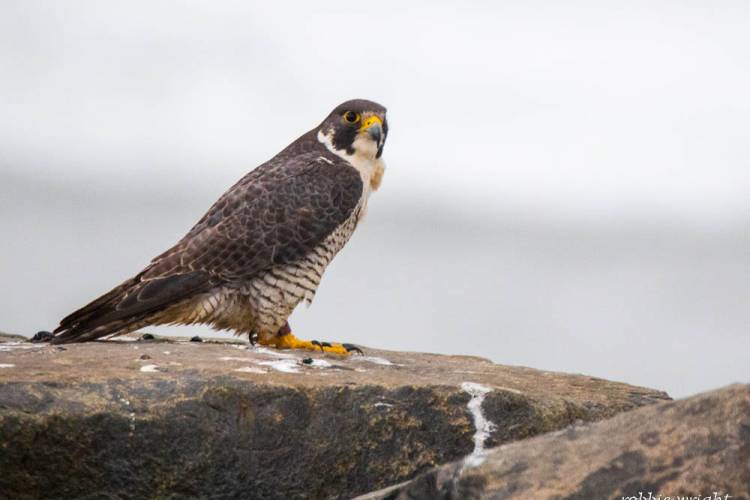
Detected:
[
  {"left": 140, "top": 333, "right": 155, "bottom": 341},
  {"left": 190, "top": 336, "right": 203, "bottom": 343},
  {"left": 311, "top": 340, "right": 324, "bottom": 352},
  {"left": 343, "top": 343, "right": 364, "bottom": 355},
  {"left": 249, "top": 331, "right": 258, "bottom": 346}
]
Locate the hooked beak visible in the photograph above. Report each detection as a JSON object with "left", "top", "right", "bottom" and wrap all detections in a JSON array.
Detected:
[{"left": 360, "top": 115, "right": 383, "bottom": 145}]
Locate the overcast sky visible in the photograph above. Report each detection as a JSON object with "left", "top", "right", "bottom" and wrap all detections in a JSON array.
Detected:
[{"left": 2, "top": 1, "right": 749, "bottom": 226}]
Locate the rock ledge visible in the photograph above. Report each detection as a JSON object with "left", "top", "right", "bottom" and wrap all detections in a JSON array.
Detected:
[{"left": 0, "top": 334, "right": 669, "bottom": 499}]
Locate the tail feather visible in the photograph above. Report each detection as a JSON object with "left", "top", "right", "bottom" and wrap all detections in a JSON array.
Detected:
[
  {"left": 52, "top": 270, "right": 211, "bottom": 344},
  {"left": 54, "top": 276, "right": 141, "bottom": 335},
  {"left": 52, "top": 316, "right": 150, "bottom": 344}
]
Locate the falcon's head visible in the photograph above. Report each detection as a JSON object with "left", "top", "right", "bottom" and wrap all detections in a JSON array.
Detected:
[{"left": 317, "top": 99, "right": 388, "bottom": 160}]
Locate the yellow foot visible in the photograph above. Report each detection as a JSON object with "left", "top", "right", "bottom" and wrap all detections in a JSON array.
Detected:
[{"left": 258, "top": 332, "right": 363, "bottom": 356}]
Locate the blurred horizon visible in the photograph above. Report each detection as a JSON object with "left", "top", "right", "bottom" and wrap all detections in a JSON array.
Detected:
[{"left": 1, "top": 1, "right": 748, "bottom": 398}]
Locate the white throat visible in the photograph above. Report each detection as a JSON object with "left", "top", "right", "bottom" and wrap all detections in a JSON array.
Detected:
[{"left": 317, "top": 129, "right": 385, "bottom": 195}]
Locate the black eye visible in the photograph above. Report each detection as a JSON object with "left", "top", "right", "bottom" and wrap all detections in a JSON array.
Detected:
[{"left": 343, "top": 111, "right": 360, "bottom": 124}]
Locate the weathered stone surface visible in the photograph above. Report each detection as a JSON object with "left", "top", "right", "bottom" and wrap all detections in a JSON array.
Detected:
[
  {"left": 361, "top": 384, "right": 750, "bottom": 500},
  {"left": 0, "top": 334, "right": 669, "bottom": 499}
]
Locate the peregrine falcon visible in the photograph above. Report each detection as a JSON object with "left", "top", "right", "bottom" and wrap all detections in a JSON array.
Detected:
[{"left": 51, "top": 99, "right": 388, "bottom": 355}]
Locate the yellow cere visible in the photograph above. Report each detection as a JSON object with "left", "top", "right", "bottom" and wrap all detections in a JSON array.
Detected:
[{"left": 359, "top": 115, "right": 383, "bottom": 131}]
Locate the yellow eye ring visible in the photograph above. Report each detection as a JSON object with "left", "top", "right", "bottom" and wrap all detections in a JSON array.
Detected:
[{"left": 342, "top": 111, "right": 360, "bottom": 124}]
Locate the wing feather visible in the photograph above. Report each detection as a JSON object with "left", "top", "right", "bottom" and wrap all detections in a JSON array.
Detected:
[{"left": 53, "top": 147, "right": 363, "bottom": 343}]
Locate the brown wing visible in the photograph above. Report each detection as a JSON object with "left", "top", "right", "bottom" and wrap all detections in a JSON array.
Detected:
[{"left": 144, "top": 150, "right": 363, "bottom": 281}]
